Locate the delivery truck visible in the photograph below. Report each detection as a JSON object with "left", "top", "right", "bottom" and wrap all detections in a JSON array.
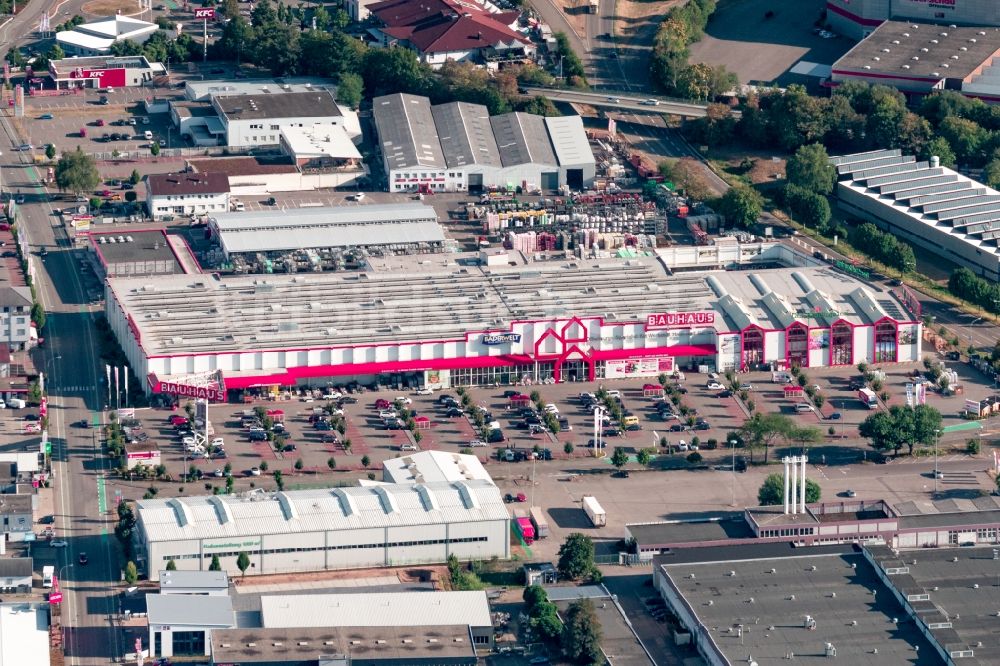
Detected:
[
  {"left": 858, "top": 387, "right": 878, "bottom": 409},
  {"left": 529, "top": 506, "right": 550, "bottom": 539},
  {"left": 582, "top": 495, "right": 606, "bottom": 527},
  {"left": 43, "top": 566, "right": 54, "bottom": 588},
  {"left": 515, "top": 517, "right": 535, "bottom": 544}
]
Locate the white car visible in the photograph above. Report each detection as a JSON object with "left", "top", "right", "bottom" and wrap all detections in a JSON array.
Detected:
[
  {"left": 707, "top": 382, "right": 725, "bottom": 390},
  {"left": 400, "top": 443, "right": 419, "bottom": 451},
  {"left": 415, "top": 387, "right": 434, "bottom": 395},
  {"left": 378, "top": 409, "right": 397, "bottom": 419},
  {"left": 394, "top": 396, "right": 413, "bottom": 405},
  {"left": 250, "top": 467, "right": 261, "bottom": 476},
  {"left": 328, "top": 408, "right": 345, "bottom": 417},
  {"left": 23, "top": 422, "right": 41, "bottom": 433},
  {"left": 181, "top": 436, "right": 196, "bottom": 446},
  {"left": 49, "top": 540, "right": 68, "bottom": 548},
  {"left": 213, "top": 469, "right": 224, "bottom": 477},
  {"left": 468, "top": 439, "right": 488, "bottom": 447},
  {"left": 211, "top": 437, "right": 225, "bottom": 448},
  {"left": 544, "top": 404, "right": 559, "bottom": 414},
  {"left": 607, "top": 390, "right": 622, "bottom": 398},
  {"left": 323, "top": 391, "right": 342, "bottom": 400}
]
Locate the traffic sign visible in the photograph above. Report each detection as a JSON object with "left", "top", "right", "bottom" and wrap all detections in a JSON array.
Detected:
[
  {"left": 44, "top": 442, "right": 51, "bottom": 455},
  {"left": 48, "top": 592, "right": 62, "bottom": 604}
]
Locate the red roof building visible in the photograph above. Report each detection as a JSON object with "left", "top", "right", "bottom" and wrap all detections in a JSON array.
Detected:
[{"left": 369, "top": 0, "right": 533, "bottom": 68}]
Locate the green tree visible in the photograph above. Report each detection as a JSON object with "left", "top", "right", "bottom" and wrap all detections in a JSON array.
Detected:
[
  {"left": 859, "top": 409, "right": 904, "bottom": 456},
  {"left": 610, "top": 447, "right": 629, "bottom": 470},
  {"left": 336, "top": 72, "right": 363, "bottom": 109},
  {"left": 294, "top": 457, "right": 304, "bottom": 471},
  {"left": 55, "top": 147, "right": 100, "bottom": 196},
  {"left": 758, "top": 473, "right": 821, "bottom": 505},
  {"left": 45, "top": 144, "right": 56, "bottom": 160},
  {"left": 362, "top": 47, "right": 429, "bottom": 96},
  {"left": 564, "top": 441, "right": 574, "bottom": 455},
  {"left": 273, "top": 469, "right": 284, "bottom": 491},
  {"left": 123, "top": 561, "right": 138, "bottom": 585},
  {"left": 984, "top": 158, "right": 1000, "bottom": 189},
  {"left": 785, "top": 184, "right": 831, "bottom": 229},
  {"left": 523, "top": 584, "right": 549, "bottom": 609},
  {"left": 920, "top": 136, "right": 957, "bottom": 168},
  {"left": 557, "top": 533, "right": 596, "bottom": 581},
  {"left": 209, "top": 554, "right": 222, "bottom": 571},
  {"left": 327, "top": 456, "right": 336, "bottom": 469},
  {"left": 150, "top": 141, "right": 160, "bottom": 157},
  {"left": 520, "top": 95, "right": 560, "bottom": 117},
  {"left": 165, "top": 559, "right": 177, "bottom": 571},
  {"left": 786, "top": 143, "right": 835, "bottom": 194},
  {"left": 636, "top": 448, "right": 653, "bottom": 467},
  {"left": 561, "top": 598, "right": 603, "bottom": 664},
  {"left": 236, "top": 551, "right": 251, "bottom": 577},
  {"left": 716, "top": 185, "right": 763, "bottom": 229},
  {"left": 739, "top": 412, "right": 793, "bottom": 463},
  {"left": 361, "top": 455, "right": 371, "bottom": 468},
  {"left": 129, "top": 169, "right": 141, "bottom": 185}
]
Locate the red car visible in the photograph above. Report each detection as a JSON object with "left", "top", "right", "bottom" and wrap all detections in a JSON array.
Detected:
[
  {"left": 96, "top": 119, "right": 105, "bottom": 127},
  {"left": 168, "top": 415, "right": 187, "bottom": 426},
  {"left": 374, "top": 398, "right": 391, "bottom": 409}
]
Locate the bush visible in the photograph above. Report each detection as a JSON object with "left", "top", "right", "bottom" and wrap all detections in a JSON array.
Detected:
[
  {"left": 686, "top": 452, "right": 703, "bottom": 463},
  {"left": 966, "top": 438, "right": 981, "bottom": 455}
]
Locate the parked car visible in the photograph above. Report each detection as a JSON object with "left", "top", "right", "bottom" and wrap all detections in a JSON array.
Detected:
[{"left": 707, "top": 382, "right": 724, "bottom": 390}]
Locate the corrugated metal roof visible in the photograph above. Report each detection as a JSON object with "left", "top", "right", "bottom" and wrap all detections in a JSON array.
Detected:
[
  {"left": 146, "top": 593, "right": 235, "bottom": 627},
  {"left": 260, "top": 591, "right": 492, "bottom": 629},
  {"left": 545, "top": 115, "right": 594, "bottom": 167},
  {"left": 432, "top": 101, "right": 502, "bottom": 169},
  {"left": 211, "top": 204, "right": 444, "bottom": 254},
  {"left": 490, "top": 112, "right": 556, "bottom": 167},
  {"left": 373, "top": 93, "right": 447, "bottom": 170},
  {"left": 136, "top": 480, "right": 508, "bottom": 543},
  {"left": 382, "top": 451, "right": 493, "bottom": 485}
]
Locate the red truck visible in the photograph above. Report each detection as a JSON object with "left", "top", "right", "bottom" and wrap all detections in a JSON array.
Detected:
[{"left": 515, "top": 517, "right": 535, "bottom": 545}]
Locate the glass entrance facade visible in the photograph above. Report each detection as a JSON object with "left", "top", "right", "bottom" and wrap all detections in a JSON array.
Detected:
[
  {"left": 874, "top": 321, "right": 897, "bottom": 363},
  {"left": 451, "top": 362, "right": 555, "bottom": 386},
  {"left": 831, "top": 322, "right": 853, "bottom": 366},
  {"left": 787, "top": 325, "right": 809, "bottom": 368}
]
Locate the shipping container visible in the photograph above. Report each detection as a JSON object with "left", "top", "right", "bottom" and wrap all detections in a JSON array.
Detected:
[
  {"left": 529, "top": 506, "right": 550, "bottom": 539},
  {"left": 582, "top": 495, "right": 606, "bottom": 527},
  {"left": 515, "top": 517, "right": 535, "bottom": 544}
]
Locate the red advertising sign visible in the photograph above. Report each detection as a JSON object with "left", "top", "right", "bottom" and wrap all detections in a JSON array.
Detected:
[
  {"left": 194, "top": 7, "right": 216, "bottom": 18},
  {"left": 48, "top": 592, "right": 63, "bottom": 604},
  {"left": 645, "top": 311, "right": 716, "bottom": 329},
  {"left": 69, "top": 67, "right": 127, "bottom": 88},
  {"left": 126, "top": 450, "right": 159, "bottom": 460},
  {"left": 157, "top": 381, "right": 226, "bottom": 402}
]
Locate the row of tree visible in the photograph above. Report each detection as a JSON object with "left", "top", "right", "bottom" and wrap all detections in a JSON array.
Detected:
[
  {"left": 849, "top": 222, "right": 917, "bottom": 274},
  {"left": 948, "top": 267, "right": 1000, "bottom": 315},
  {"left": 858, "top": 404, "right": 942, "bottom": 457},
  {"left": 738, "top": 412, "right": 822, "bottom": 464},
  {"left": 650, "top": 0, "right": 736, "bottom": 101}
]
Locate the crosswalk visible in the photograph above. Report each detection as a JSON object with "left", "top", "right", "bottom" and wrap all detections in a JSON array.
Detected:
[{"left": 53, "top": 385, "right": 91, "bottom": 393}]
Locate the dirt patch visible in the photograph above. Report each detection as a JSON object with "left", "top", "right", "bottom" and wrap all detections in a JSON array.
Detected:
[
  {"left": 615, "top": 0, "right": 681, "bottom": 26},
  {"left": 230, "top": 564, "right": 449, "bottom": 589},
  {"left": 82, "top": 0, "right": 142, "bottom": 16}
]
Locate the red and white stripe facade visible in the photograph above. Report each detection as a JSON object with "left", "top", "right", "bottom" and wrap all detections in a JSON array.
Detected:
[{"left": 107, "top": 292, "right": 920, "bottom": 395}]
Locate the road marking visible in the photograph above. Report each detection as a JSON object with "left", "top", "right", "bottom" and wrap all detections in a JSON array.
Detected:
[{"left": 96, "top": 476, "right": 108, "bottom": 536}]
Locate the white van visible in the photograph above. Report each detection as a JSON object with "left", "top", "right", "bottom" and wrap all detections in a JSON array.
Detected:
[
  {"left": 7, "top": 398, "right": 24, "bottom": 409},
  {"left": 232, "top": 199, "right": 245, "bottom": 212},
  {"left": 143, "top": 130, "right": 153, "bottom": 141},
  {"left": 43, "top": 566, "right": 54, "bottom": 588}
]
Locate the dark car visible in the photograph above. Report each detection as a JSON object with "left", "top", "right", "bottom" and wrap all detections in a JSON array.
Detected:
[
  {"left": 266, "top": 197, "right": 277, "bottom": 205},
  {"left": 314, "top": 421, "right": 332, "bottom": 431},
  {"left": 694, "top": 422, "right": 711, "bottom": 431},
  {"left": 23, "top": 414, "right": 40, "bottom": 421},
  {"left": 669, "top": 424, "right": 686, "bottom": 432},
  {"left": 540, "top": 448, "right": 552, "bottom": 461},
  {"left": 78, "top": 553, "right": 89, "bottom": 565},
  {"left": 718, "top": 390, "right": 733, "bottom": 398},
  {"left": 828, "top": 412, "right": 842, "bottom": 420},
  {"left": 734, "top": 456, "right": 748, "bottom": 472},
  {"left": 121, "top": 182, "right": 134, "bottom": 190},
  {"left": 282, "top": 443, "right": 297, "bottom": 452},
  {"left": 624, "top": 423, "right": 641, "bottom": 431},
  {"left": 813, "top": 251, "right": 825, "bottom": 259},
  {"left": 73, "top": 419, "right": 91, "bottom": 428},
  {"left": 437, "top": 394, "right": 456, "bottom": 404},
  {"left": 248, "top": 430, "right": 268, "bottom": 441},
  {"left": 487, "top": 428, "right": 505, "bottom": 443},
  {"left": 502, "top": 389, "right": 520, "bottom": 398},
  {"left": 444, "top": 407, "right": 464, "bottom": 417},
  {"left": 211, "top": 68, "right": 226, "bottom": 74},
  {"left": 603, "top": 428, "right": 621, "bottom": 437},
  {"left": 340, "top": 396, "right": 358, "bottom": 404}
]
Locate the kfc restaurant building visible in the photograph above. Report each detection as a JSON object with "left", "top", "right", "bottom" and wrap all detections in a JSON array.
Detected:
[
  {"left": 103, "top": 263, "right": 920, "bottom": 398},
  {"left": 48, "top": 56, "right": 165, "bottom": 89}
]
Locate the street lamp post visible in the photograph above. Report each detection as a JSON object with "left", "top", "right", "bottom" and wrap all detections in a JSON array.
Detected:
[
  {"left": 729, "top": 439, "right": 738, "bottom": 507},
  {"left": 934, "top": 428, "right": 941, "bottom": 494}
]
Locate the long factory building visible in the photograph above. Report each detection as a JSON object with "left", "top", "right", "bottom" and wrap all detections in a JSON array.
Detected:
[{"left": 102, "top": 254, "right": 921, "bottom": 396}]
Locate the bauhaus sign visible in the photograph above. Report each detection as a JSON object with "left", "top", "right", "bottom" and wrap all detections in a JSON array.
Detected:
[
  {"left": 645, "top": 312, "right": 715, "bottom": 329},
  {"left": 158, "top": 382, "right": 226, "bottom": 401}
]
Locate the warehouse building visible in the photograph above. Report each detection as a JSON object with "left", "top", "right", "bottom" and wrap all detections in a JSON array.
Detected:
[
  {"left": 831, "top": 149, "right": 1000, "bottom": 280},
  {"left": 373, "top": 93, "right": 595, "bottom": 193},
  {"left": 212, "top": 90, "right": 358, "bottom": 149},
  {"left": 132, "top": 481, "right": 509, "bottom": 580},
  {"left": 104, "top": 257, "right": 920, "bottom": 396},
  {"left": 830, "top": 21, "right": 1000, "bottom": 101},
  {"left": 88, "top": 230, "right": 189, "bottom": 279},
  {"left": 382, "top": 450, "right": 492, "bottom": 485},
  {"left": 206, "top": 203, "right": 444, "bottom": 261},
  {"left": 826, "top": 0, "right": 1000, "bottom": 41}
]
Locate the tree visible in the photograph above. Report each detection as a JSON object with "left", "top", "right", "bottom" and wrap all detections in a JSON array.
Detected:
[
  {"left": 920, "top": 136, "right": 957, "bottom": 168},
  {"left": 786, "top": 143, "right": 835, "bottom": 195},
  {"left": 45, "top": 144, "right": 56, "bottom": 160},
  {"left": 327, "top": 456, "right": 336, "bottom": 469},
  {"left": 273, "top": 469, "right": 284, "bottom": 491},
  {"left": 739, "top": 412, "right": 793, "bottom": 463},
  {"left": 610, "top": 447, "right": 629, "bottom": 470},
  {"left": 984, "top": 158, "right": 1000, "bottom": 190},
  {"left": 523, "top": 584, "right": 549, "bottom": 609},
  {"left": 716, "top": 185, "right": 762, "bottom": 229},
  {"left": 294, "top": 457, "right": 304, "bottom": 471},
  {"left": 557, "top": 533, "right": 596, "bottom": 581},
  {"left": 636, "top": 448, "right": 653, "bottom": 467},
  {"left": 564, "top": 441, "right": 574, "bottom": 455},
  {"left": 236, "top": 551, "right": 251, "bottom": 577},
  {"left": 787, "top": 425, "right": 823, "bottom": 454},
  {"left": 859, "top": 409, "right": 906, "bottom": 456},
  {"left": 785, "top": 184, "right": 831, "bottom": 230},
  {"left": 209, "top": 554, "right": 222, "bottom": 571},
  {"left": 55, "top": 147, "right": 100, "bottom": 196},
  {"left": 165, "top": 559, "right": 177, "bottom": 571},
  {"left": 336, "top": 72, "right": 363, "bottom": 109},
  {"left": 124, "top": 191, "right": 137, "bottom": 203},
  {"left": 561, "top": 598, "right": 603, "bottom": 664},
  {"left": 129, "top": 169, "right": 141, "bottom": 185},
  {"left": 758, "top": 473, "right": 821, "bottom": 505},
  {"left": 672, "top": 157, "right": 714, "bottom": 201},
  {"left": 361, "top": 454, "right": 371, "bottom": 468},
  {"left": 150, "top": 140, "right": 161, "bottom": 157},
  {"left": 123, "top": 561, "right": 138, "bottom": 585}
]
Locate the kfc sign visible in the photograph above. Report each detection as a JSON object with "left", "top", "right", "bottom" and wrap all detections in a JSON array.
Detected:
[
  {"left": 646, "top": 311, "right": 716, "bottom": 329},
  {"left": 158, "top": 382, "right": 226, "bottom": 401},
  {"left": 195, "top": 7, "right": 216, "bottom": 18},
  {"left": 70, "top": 67, "right": 127, "bottom": 87}
]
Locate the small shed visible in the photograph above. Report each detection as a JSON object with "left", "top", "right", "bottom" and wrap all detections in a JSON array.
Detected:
[
  {"left": 414, "top": 416, "right": 431, "bottom": 430},
  {"left": 524, "top": 562, "right": 557, "bottom": 587},
  {"left": 509, "top": 394, "right": 531, "bottom": 408},
  {"left": 266, "top": 409, "right": 284, "bottom": 422},
  {"left": 642, "top": 383, "right": 664, "bottom": 398},
  {"left": 783, "top": 385, "right": 804, "bottom": 399}
]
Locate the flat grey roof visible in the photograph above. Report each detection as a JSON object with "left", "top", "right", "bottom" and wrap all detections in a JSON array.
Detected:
[
  {"left": 659, "top": 546, "right": 940, "bottom": 664},
  {"left": 211, "top": 625, "right": 477, "bottom": 662},
  {"left": 431, "top": 101, "right": 502, "bottom": 168},
  {"left": 898, "top": 509, "right": 1000, "bottom": 530},
  {"left": 210, "top": 203, "right": 444, "bottom": 255},
  {"left": 490, "top": 112, "right": 557, "bottom": 167},
  {"left": 373, "top": 93, "right": 447, "bottom": 170},
  {"left": 215, "top": 90, "right": 342, "bottom": 121},
  {"left": 146, "top": 593, "right": 235, "bottom": 628},
  {"left": 260, "top": 591, "right": 492, "bottom": 629},
  {"left": 868, "top": 545, "right": 1000, "bottom": 663},
  {"left": 0, "top": 558, "right": 32, "bottom": 578},
  {"left": 545, "top": 115, "right": 595, "bottom": 167},
  {"left": 833, "top": 21, "right": 1000, "bottom": 81},
  {"left": 159, "top": 569, "right": 229, "bottom": 590},
  {"left": 628, "top": 516, "right": 754, "bottom": 547},
  {"left": 90, "top": 231, "right": 181, "bottom": 271}
]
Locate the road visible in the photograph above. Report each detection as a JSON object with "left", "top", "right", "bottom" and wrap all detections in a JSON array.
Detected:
[
  {"left": 523, "top": 86, "right": 720, "bottom": 118},
  {"left": 0, "top": 113, "right": 121, "bottom": 664}
]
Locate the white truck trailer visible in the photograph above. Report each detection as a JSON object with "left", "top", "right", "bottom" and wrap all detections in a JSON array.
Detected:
[{"left": 582, "top": 495, "right": 606, "bottom": 527}]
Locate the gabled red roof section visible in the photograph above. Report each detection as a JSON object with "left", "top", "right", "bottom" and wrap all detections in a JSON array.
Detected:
[{"left": 371, "top": 0, "right": 529, "bottom": 54}]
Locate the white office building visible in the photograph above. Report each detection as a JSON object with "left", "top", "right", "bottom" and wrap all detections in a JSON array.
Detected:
[
  {"left": 145, "top": 172, "right": 230, "bottom": 221},
  {"left": 212, "top": 90, "right": 359, "bottom": 149},
  {"left": 133, "top": 481, "right": 510, "bottom": 580},
  {"left": 55, "top": 16, "right": 157, "bottom": 56}
]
